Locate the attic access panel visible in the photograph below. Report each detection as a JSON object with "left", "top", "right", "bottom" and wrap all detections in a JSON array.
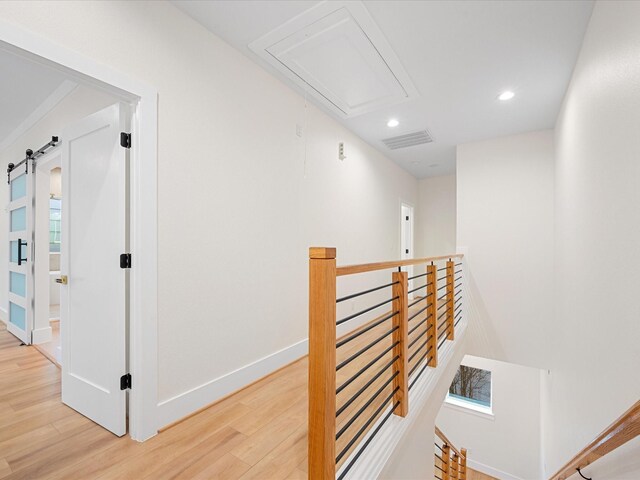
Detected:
[{"left": 249, "top": 1, "right": 418, "bottom": 118}]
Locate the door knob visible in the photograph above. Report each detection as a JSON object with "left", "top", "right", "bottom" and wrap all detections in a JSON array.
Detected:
[{"left": 56, "top": 275, "right": 68, "bottom": 285}]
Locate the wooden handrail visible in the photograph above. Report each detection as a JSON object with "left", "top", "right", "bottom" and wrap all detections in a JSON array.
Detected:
[
  {"left": 309, "top": 248, "right": 465, "bottom": 478},
  {"left": 549, "top": 399, "right": 640, "bottom": 480},
  {"left": 436, "top": 426, "right": 464, "bottom": 458},
  {"left": 336, "top": 254, "right": 464, "bottom": 277}
]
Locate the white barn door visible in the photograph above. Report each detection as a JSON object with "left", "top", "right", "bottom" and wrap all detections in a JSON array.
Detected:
[
  {"left": 60, "top": 103, "right": 129, "bottom": 436},
  {"left": 7, "top": 167, "right": 34, "bottom": 344}
]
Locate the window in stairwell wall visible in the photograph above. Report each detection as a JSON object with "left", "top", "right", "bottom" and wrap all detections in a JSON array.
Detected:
[{"left": 446, "top": 365, "right": 493, "bottom": 416}]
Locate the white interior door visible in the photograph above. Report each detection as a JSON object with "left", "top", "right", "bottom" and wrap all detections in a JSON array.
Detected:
[
  {"left": 7, "top": 167, "right": 34, "bottom": 344},
  {"left": 60, "top": 103, "right": 129, "bottom": 436}
]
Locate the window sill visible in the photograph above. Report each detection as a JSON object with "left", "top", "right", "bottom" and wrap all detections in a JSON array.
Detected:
[{"left": 444, "top": 396, "right": 494, "bottom": 420}]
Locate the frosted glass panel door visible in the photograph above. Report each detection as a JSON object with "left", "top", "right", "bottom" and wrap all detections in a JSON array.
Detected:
[{"left": 7, "top": 168, "right": 34, "bottom": 344}]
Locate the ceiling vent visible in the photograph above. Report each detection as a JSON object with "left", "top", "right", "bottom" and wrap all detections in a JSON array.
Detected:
[{"left": 382, "top": 130, "right": 433, "bottom": 150}]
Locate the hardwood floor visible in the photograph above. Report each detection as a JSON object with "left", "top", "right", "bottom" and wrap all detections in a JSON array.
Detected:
[
  {"left": 467, "top": 468, "right": 498, "bottom": 480},
  {"left": 32, "top": 321, "right": 60, "bottom": 368},
  {"left": 0, "top": 291, "right": 445, "bottom": 479}
]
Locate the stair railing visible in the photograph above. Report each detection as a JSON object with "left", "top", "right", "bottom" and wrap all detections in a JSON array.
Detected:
[
  {"left": 308, "top": 247, "right": 464, "bottom": 479},
  {"left": 549, "top": 399, "right": 640, "bottom": 480},
  {"left": 435, "top": 426, "right": 467, "bottom": 480}
]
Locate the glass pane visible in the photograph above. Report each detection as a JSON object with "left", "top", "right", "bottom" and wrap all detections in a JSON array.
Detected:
[
  {"left": 9, "top": 302, "right": 26, "bottom": 330},
  {"left": 10, "top": 272, "right": 26, "bottom": 297},
  {"left": 10, "top": 207, "right": 26, "bottom": 232},
  {"left": 10, "top": 173, "right": 26, "bottom": 201},
  {"left": 10, "top": 241, "right": 19, "bottom": 263},
  {"left": 449, "top": 365, "right": 491, "bottom": 407},
  {"left": 50, "top": 198, "right": 62, "bottom": 252}
]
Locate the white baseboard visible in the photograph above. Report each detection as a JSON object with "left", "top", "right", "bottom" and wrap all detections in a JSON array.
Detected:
[
  {"left": 0, "top": 306, "right": 7, "bottom": 324},
  {"left": 468, "top": 459, "right": 525, "bottom": 480},
  {"left": 157, "top": 338, "right": 308, "bottom": 429},
  {"left": 32, "top": 326, "right": 53, "bottom": 344}
]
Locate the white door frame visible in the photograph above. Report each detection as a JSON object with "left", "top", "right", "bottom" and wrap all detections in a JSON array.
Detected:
[{"left": 0, "top": 21, "right": 158, "bottom": 441}]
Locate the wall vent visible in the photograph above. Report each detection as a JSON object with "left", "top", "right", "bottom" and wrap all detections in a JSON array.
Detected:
[{"left": 382, "top": 130, "right": 433, "bottom": 150}]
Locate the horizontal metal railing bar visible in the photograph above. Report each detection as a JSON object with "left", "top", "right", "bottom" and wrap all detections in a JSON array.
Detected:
[
  {"left": 336, "top": 341, "right": 398, "bottom": 394},
  {"left": 437, "top": 328, "right": 449, "bottom": 341},
  {"left": 435, "top": 443, "right": 443, "bottom": 452},
  {"left": 409, "top": 346, "right": 431, "bottom": 375},
  {"left": 408, "top": 316, "right": 431, "bottom": 337},
  {"left": 336, "top": 281, "right": 399, "bottom": 304},
  {"left": 337, "top": 296, "right": 399, "bottom": 326},
  {"left": 336, "top": 355, "right": 399, "bottom": 417},
  {"left": 435, "top": 463, "right": 445, "bottom": 473},
  {"left": 407, "top": 282, "right": 428, "bottom": 295},
  {"left": 408, "top": 304, "right": 430, "bottom": 322},
  {"left": 335, "top": 387, "right": 399, "bottom": 463},
  {"left": 437, "top": 292, "right": 448, "bottom": 302},
  {"left": 438, "top": 267, "right": 447, "bottom": 272},
  {"left": 455, "top": 269, "right": 462, "bottom": 274},
  {"left": 337, "top": 400, "right": 400, "bottom": 480},
  {"left": 336, "top": 326, "right": 399, "bottom": 371},
  {"left": 454, "top": 282, "right": 462, "bottom": 290},
  {"left": 437, "top": 275, "right": 447, "bottom": 282},
  {"left": 455, "top": 262, "right": 462, "bottom": 267},
  {"left": 335, "top": 254, "right": 464, "bottom": 277},
  {"left": 437, "top": 308, "right": 450, "bottom": 321},
  {"left": 408, "top": 356, "right": 432, "bottom": 390},
  {"left": 408, "top": 339, "right": 430, "bottom": 363},
  {"left": 408, "top": 295, "right": 430, "bottom": 309},
  {"left": 336, "top": 370, "right": 399, "bottom": 440},
  {"left": 435, "top": 453, "right": 444, "bottom": 463},
  {"left": 437, "top": 302, "right": 448, "bottom": 311},
  {"left": 454, "top": 276, "right": 462, "bottom": 282},
  {"left": 408, "top": 326, "right": 429, "bottom": 350},
  {"left": 408, "top": 272, "right": 428, "bottom": 281},
  {"left": 437, "top": 282, "right": 452, "bottom": 292},
  {"left": 438, "top": 337, "right": 447, "bottom": 349},
  {"left": 336, "top": 311, "right": 398, "bottom": 349}
]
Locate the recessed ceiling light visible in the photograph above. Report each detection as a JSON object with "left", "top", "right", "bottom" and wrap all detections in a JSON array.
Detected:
[
  {"left": 387, "top": 119, "right": 399, "bottom": 127},
  {"left": 498, "top": 91, "right": 515, "bottom": 101}
]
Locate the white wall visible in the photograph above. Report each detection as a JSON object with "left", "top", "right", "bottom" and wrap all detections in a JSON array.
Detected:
[
  {"left": 416, "top": 174, "right": 456, "bottom": 258},
  {"left": 456, "top": 130, "right": 555, "bottom": 369},
  {"left": 0, "top": 84, "right": 119, "bottom": 323},
  {"left": 543, "top": 0, "right": 640, "bottom": 476},
  {"left": 436, "top": 355, "right": 542, "bottom": 480},
  {"left": 0, "top": 1, "right": 419, "bottom": 427}
]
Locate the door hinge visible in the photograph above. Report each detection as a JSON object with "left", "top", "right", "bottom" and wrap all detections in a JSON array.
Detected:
[
  {"left": 120, "top": 132, "right": 131, "bottom": 149},
  {"left": 405, "top": 249, "right": 409, "bottom": 254},
  {"left": 120, "top": 373, "right": 132, "bottom": 390},
  {"left": 406, "top": 216, "right": 409, "bottom": 221},
  {"left": 120, "top": 253, "right": 132, "bottom": 269}
]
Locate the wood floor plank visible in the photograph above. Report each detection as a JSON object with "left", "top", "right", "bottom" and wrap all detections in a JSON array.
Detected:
[{"left": 0, "top": 297, "right": 438, "bottom": 480}]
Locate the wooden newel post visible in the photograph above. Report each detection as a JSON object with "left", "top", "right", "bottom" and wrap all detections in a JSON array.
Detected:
[
  {"left": 460, "top": 448, "right": 467, "bottom": 480},
  {"left": 392, "top": 270, "right": 408, "bottom": 417},
  {"left": 426, "top": 263, "right": 438, "bottom": 368},
  {"left": 451, "top": 452, "right": 459, "bottom": 480},
  {"left": 308, "top": 247, "right": 337, "bottom": 480},
  {"left": 442, "top": 444, "right": 450, "bottom": 480},
  {"left": 446, "top": 260, "right": 455, "bottom": 341}
]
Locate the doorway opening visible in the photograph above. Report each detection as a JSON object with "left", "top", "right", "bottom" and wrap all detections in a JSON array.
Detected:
[{"left": 0, "top": 24, "right": 158, "bottom": 441}]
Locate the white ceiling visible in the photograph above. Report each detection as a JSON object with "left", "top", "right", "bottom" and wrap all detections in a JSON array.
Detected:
[
  {"left": 0, "top": 48, "right": 73, "bottom": 152},
  {"left": 176, "top": 0, "right": 594, "bottom": 178}
]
